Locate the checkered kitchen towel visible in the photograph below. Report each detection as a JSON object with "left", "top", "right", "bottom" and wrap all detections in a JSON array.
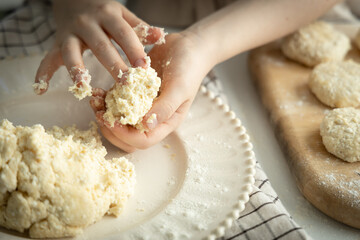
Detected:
[{"left": 0, "top": 1, "right": 311, "bottom": 239}]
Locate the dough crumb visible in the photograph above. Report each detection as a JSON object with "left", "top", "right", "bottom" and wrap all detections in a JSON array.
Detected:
[
  {"left": 309, "top": 61, "right": 360, "bottom": 108},
  {"left": 103, "top": 56, "right": 161, "bottom": 132},
  {"left": 68, "top": 67, "right": 92, "bottom": 100},
  {"left": 146, "top": 113, "right": 157, "bottom": 124},
  {"left": 133, "top": 23, "right": 167, "bottom": 45},
  {"left": 163, "top": 143, "right": 171, "bottom": 149},
  {"left": 281, "top": 21, "right": 350, "bottom": 67},
  {"left": 0, "top": 119, "right": 135, "bottom": 238},
  {"left": 32, "top": 76, "right": 48, "bottom": 94},
  {"left": 320, "top": 107, "right": 360, "bottom": 163}
]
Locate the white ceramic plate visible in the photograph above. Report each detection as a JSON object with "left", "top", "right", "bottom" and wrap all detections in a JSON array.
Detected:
[{"left": 0, "top": 52, "right": 256, "bottom": 240}]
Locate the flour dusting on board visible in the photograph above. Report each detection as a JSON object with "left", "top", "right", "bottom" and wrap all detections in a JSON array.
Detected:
[{"left": 319, "top": 172, "right": 360, "bottom": 207}]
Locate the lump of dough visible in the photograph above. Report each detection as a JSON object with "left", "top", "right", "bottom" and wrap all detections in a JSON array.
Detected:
[
  {"left": 309, "top": 61, "right": 360, "bottom": 108},
  {"left": 281, "top": 21, "right": 350, "bottom": 67},
  {"left": 68, "top": 67, "right": 93, "bottom": 100},
  {"left": 0, "top": 119, "right": 135, "bottom": 238},
  {"left": 103, "top": 56, "right": 161, "bottom": 132},
  {"left": 320, "top": 107, "right": 360, "bottom": 163},
  {"left": 133, "top": 23, "right": 167, "bottom": 45}
]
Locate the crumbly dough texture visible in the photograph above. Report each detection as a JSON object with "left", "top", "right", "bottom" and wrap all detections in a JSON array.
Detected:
[
  {"left": 0, "top": 120, "right": 135, "bottom": 238},
  {"left": 32, "top": 79, "right": 48, "bottom": 95},
  {"left": 68, "top": 67, "right": 92, "bottom": 100},
  {"left": 320, "top": 108, "right": 360, "bottom": 163},
  {"left": 309, "top": 61, "right": 360, "bottom": 108},
  {"left": 103, "top": 56, "right": 161, "bottom": 131},
  {"left": 133, "top": 23, "right": 166, "bottom": 45},
  {"left": 281, "top": 21, "right": 350, "bottom": 67}
]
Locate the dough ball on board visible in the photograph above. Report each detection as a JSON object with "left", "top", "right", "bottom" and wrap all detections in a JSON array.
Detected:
[
  {"left": 309, "top": 61, "right": 360, "bottom": 108},
  {"left": 320, "top": 107, "right": 360, "bottom": 163},
  {"left": 281, "top": 21, "right": 350, "bottom": 67}
]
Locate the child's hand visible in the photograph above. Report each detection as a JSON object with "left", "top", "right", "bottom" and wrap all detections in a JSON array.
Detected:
[
  {"left": 90, "top": 32, "right": 216, "bottom": 152},
  {"left": 34, "top": 0, "right": 164, "bottom": 93}
]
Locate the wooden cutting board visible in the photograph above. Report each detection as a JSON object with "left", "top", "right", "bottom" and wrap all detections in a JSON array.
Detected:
[{"left": 248, "top": 25, "right": 360, "bottom": 229}]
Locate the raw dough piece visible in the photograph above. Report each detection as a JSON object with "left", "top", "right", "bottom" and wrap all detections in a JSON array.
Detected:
[
  {"left": 133, "top": 23, "right": 167, "bottom": 45},
  {"left": 68, "top": 67, "right": 92, "bottom": 100},
  {"left": 32, "top": 75, "right": 48, "bottom": 95},
  {"left": 320, "top": 107, "right": 360, "bottom": 163},
  {"left": 0, "top": 120, "right": 135, "bottom": 238},
  {"left": 309, "top": 61, "right": 360, "bottom": 108},
  {"left": 355, "top": 29, "right": 360, "bottom": 50},
  {"left": 32, "top": 79, "right": 48, "bottom": 95},
  {"left": 103, "top": 56, "right": 161, "bottom": 131},
  {"left": 281, "top": 21, "right": 350, "bottom": 67}
]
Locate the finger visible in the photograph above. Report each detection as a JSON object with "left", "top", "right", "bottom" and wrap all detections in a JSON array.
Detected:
[
  {"left": 101, "top": 13, "right": 147, "bottom": 67},
  {"left": 99, "top": 125, "right": 136, "bottom": 153},
  {"left": 143, "top": 86, "right": 186, "bottom": 130},
  {"left": 120, "top": 6, "right": 145, "bottom": 28},
  {"left": 90, "top": 88, "right": 106, "bottom": 112},
  {"left": 61, "top": 35, "right": 86, "bottom": 83},
  {"left": 90, "top": 96, "right": 106, "bottom": 112},
  {"left": 94, "top": 111, "right": 136, "bottom": 152},
  {"left": 76, "top": 23, "right": 128, "bottom": 80},
  {"left": 108, "top": 100, "right": 191, "bottom": 149},
  {"left": 121, "top": 7, "right": 166, "bottom": 45},
  {"left": 145, "top": 27, "right": 166, "bottom": 45},
  {"left": 92, "top": 87, "right": 106, "bottom": 98},
  {"left": 34, "top": 48, "right": 63, "bottom": 94}
]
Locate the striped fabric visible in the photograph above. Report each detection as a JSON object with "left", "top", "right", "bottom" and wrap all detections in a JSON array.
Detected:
[{"left": 0, "top": 1, "right": 310, "bottom": 239}]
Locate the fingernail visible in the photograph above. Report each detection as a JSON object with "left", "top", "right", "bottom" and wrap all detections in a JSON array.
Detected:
[
  {"left": 134, "top": 58, "right": 147, "bottom": 68},
  {"left": 146, "top": 115, "right": 158, "bottom": 130}
]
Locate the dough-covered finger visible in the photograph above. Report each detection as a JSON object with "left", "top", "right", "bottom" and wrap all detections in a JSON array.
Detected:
[
  {"left": 121, "top": 7, "right": 166, "bottom": 45},
  {"left": 90, "top": 89, "right": 106, "bottom": 112},
  {"left": 101, "top": 14, "right": 147, "bottom": 67},
  {"left": 99, "top": 125, "right": 136, "bottom": 153},
  {"left": 76, "top": 24, "right": 128, "bottom": 80},
  {"left": 92, "top": 87, "right": 107, "bottom": 98},
  {"left": 33, "top": 49, "right": 63, "bottom": 94},
  {"left": 133, "top": 24, "right": 166, "bottom": 45},
  {"left": 61, "top": 36, "right": 85, "bottom": 82},
  {"left": 94, "top": 111, "right": 136, "bottom": 152}
]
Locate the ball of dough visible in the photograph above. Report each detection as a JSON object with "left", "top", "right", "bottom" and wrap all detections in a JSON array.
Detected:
[
  {"left": 320, "top": 107, "right": 360, "bottom": 163},
  {"left": 281, "top": 21, "right": 350, "bottom": 67},
  {"left": 104, "top": 56, "right": 161, "bottom": 131},
  {"left": 355, "top": 28, "right": 360, "bottom": 51},
  {"left": 0, "top": 120, "right": 135, "bottom": 238},
  {"left": 309, "top": 61, "right": 360, "bottom": 108}
]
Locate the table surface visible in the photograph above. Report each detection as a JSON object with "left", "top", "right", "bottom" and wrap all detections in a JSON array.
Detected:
[{"left": 214, "top": 52, "right": 360, "bottom": 240}]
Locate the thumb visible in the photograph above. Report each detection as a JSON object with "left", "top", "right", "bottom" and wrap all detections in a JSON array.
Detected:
[{"left": 144, "top": 89, "right": 185, "bottom": 130}]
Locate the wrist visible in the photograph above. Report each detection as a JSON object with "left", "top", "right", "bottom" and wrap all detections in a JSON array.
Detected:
[{"left": 179, "top": 29, "right": 219, "bottom": 69}]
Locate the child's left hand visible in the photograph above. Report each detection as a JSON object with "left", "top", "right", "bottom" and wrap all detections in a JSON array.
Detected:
[{"left": 90, "top": 32, "right": 215, "bottom": 152}]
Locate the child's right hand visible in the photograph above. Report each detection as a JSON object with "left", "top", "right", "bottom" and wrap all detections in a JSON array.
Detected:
[{"left": 34, "top": 0, "right": 164, "bottom": 93}]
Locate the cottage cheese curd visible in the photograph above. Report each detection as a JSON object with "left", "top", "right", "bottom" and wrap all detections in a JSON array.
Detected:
[{"left": 0, "top": 120, "right": 135, "bottom": 238}]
